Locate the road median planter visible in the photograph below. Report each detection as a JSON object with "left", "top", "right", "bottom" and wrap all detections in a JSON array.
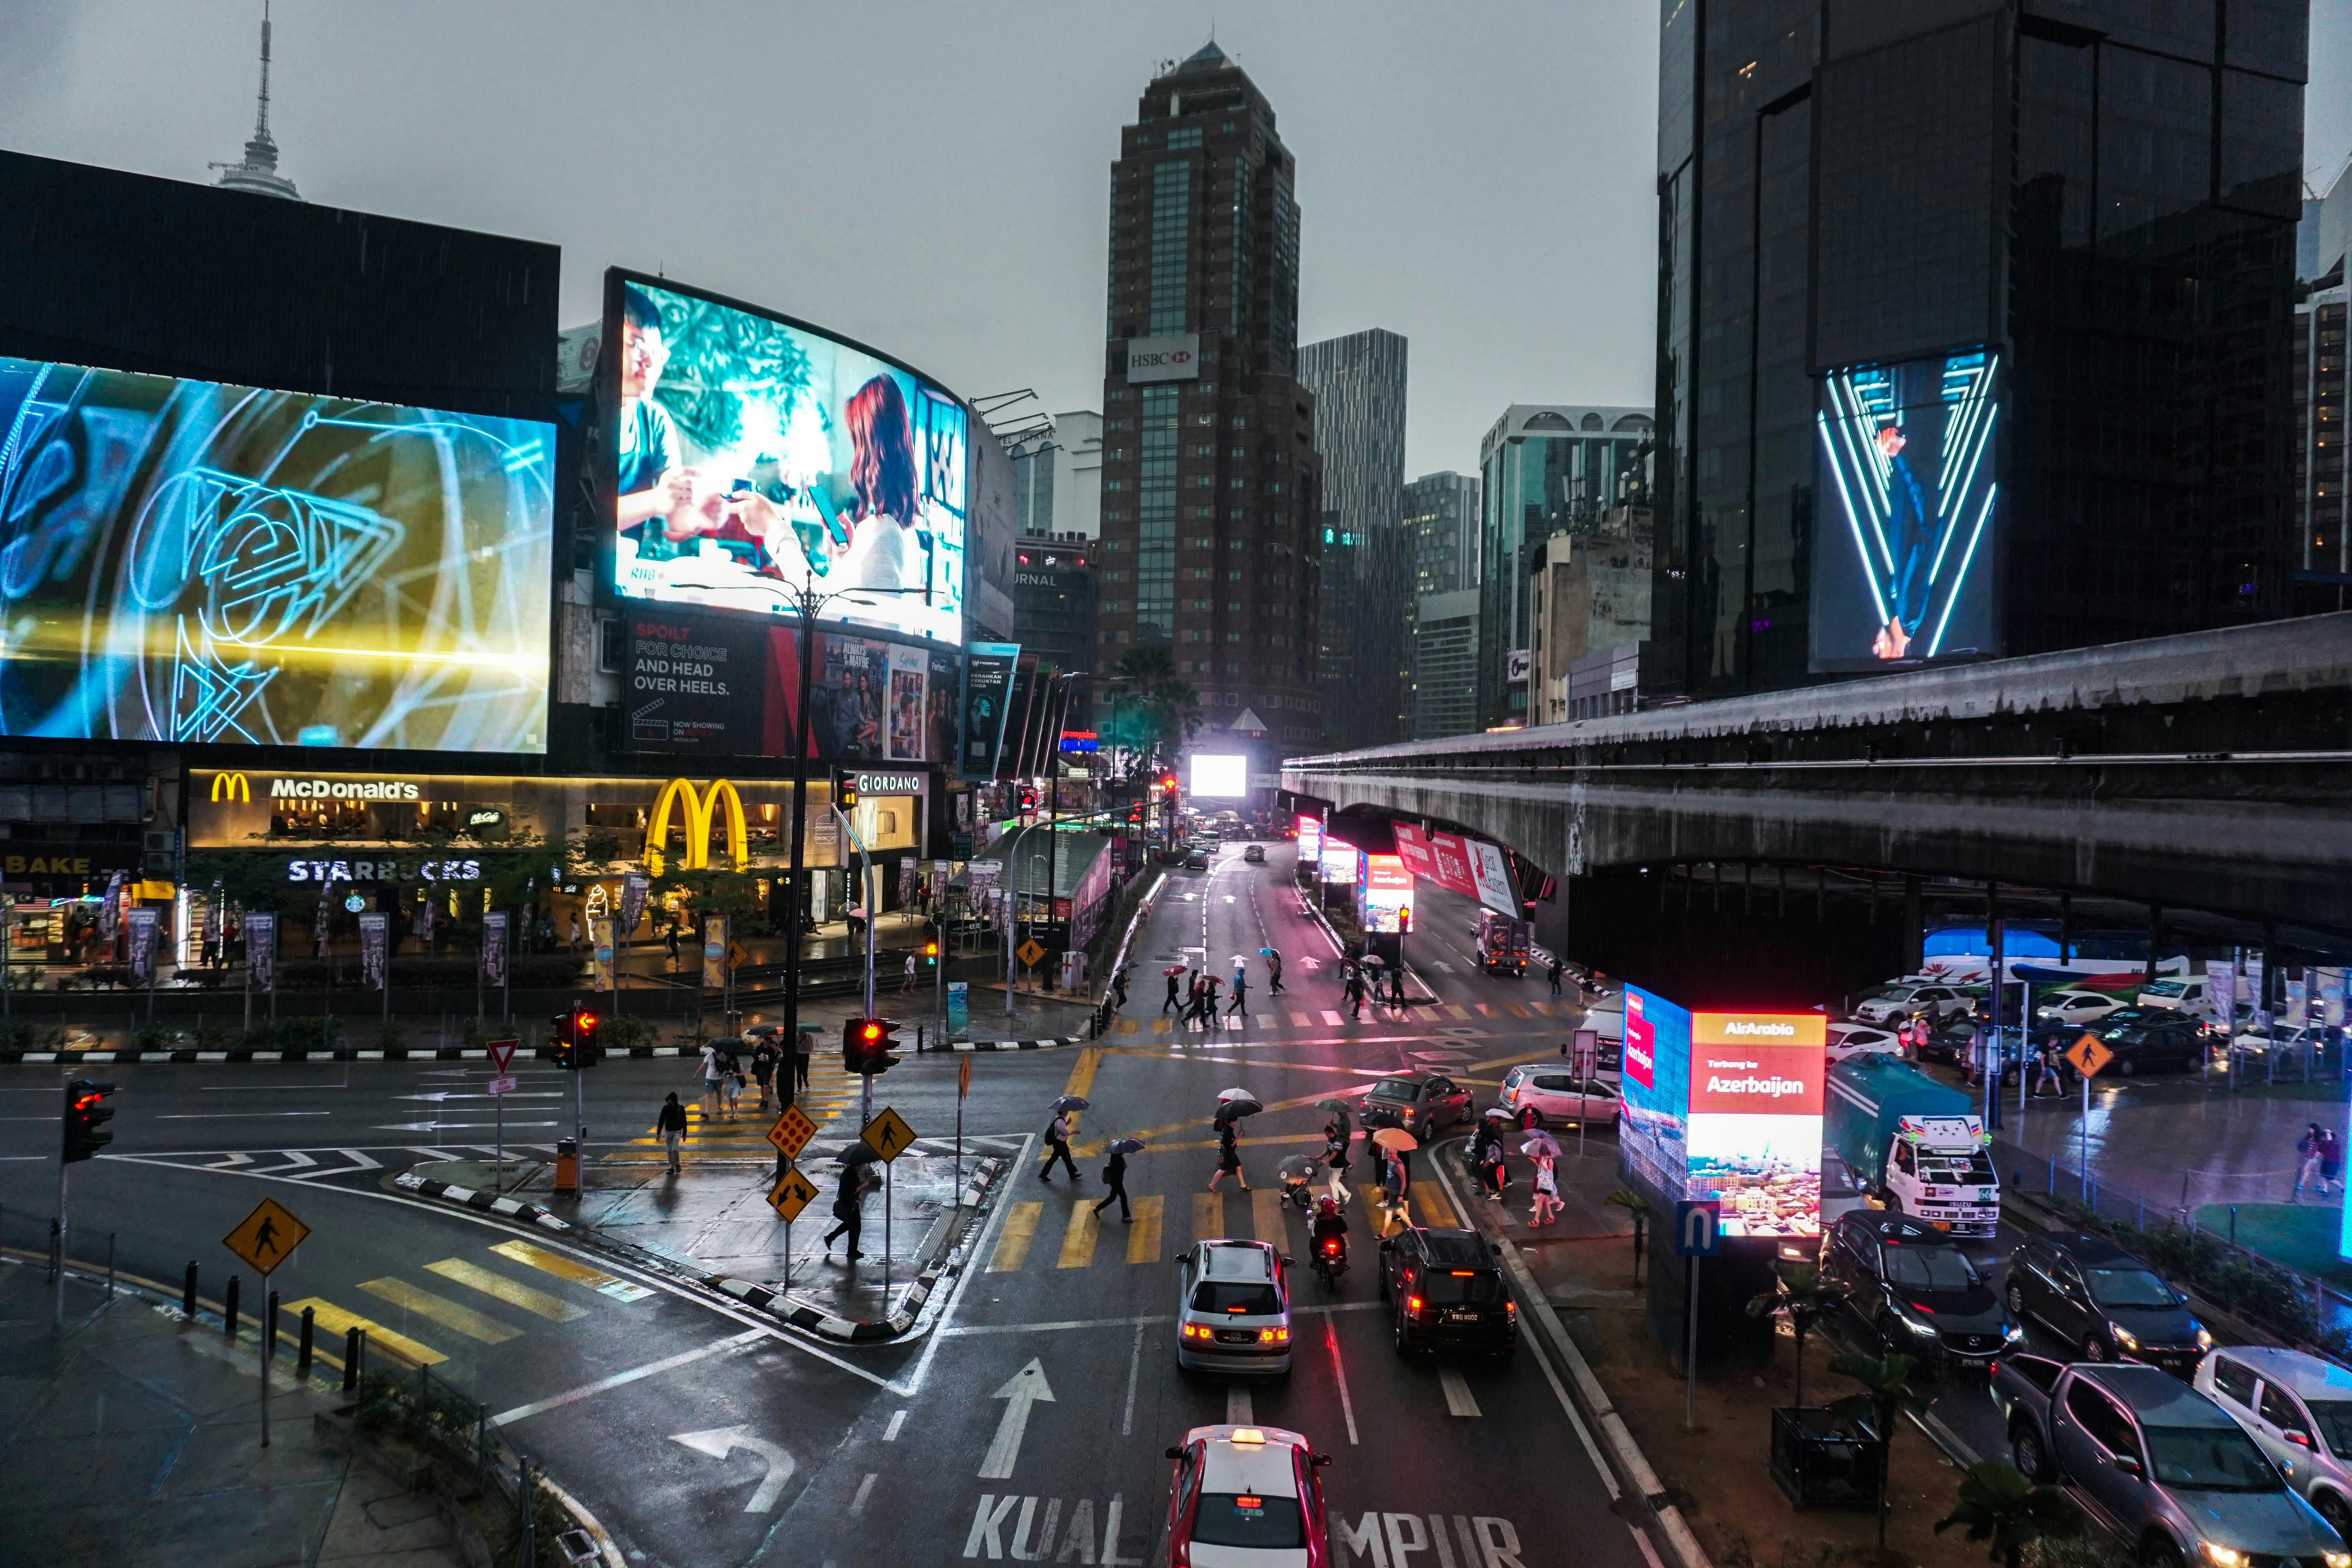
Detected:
[{"left": 1766, "top": 1407, "right": 1881, "bottom": 1510}]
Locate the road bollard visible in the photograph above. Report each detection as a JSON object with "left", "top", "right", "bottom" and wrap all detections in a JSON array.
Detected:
[
  {"left": 182, "top": 1261, "right": 198, "bottom": 1321},
  {"left": 296, "top": 1307, "right": 315, "bottom": 1379},
  {"left": 342, "top": 1326, "right": 364, "bottom": 1391},
  {"left": 265, "top": 1290, "right": 279, "bottom": 1359},
  {"left": 223, "top": 1274, "right": 240, "bottom": 1339}
]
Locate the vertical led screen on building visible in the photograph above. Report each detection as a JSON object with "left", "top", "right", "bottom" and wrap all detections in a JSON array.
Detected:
[
  {"left": 1296, "top": 814, "right": 1322, "bottom": 863},
  {"left": 1357, "top": 853, "right": 1414, "bottom": 933},
  {"left": 1686, "top": 1011, "right": 1825, "bottom": 1238},
  {"left": 1617, "top": 985, "right": 1690, "bottom": 1201},
  {"left": 607, "top": 272, "right": 967, "bottom": 648},
  {"left": 1813, "top": 349, "right": 1999, "bottom": 671},
  {"left": 0, "top": 356, "right": 553, "bottom": 751}
]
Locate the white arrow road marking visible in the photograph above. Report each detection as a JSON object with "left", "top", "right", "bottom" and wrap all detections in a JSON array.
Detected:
[
  {"left": 978, "top": 1358, "right": 1055, "bottom": 1480},
  {"left": 669, "top": 1425, "right": 797, "bottom": 1512}
]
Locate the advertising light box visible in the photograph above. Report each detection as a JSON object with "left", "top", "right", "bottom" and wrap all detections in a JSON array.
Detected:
[
  {"left": 1296, "top": 815, "right": 1322, "bottom": 862},
  {"left": 1319, "top": 841, "right": 1360, "bottom": 886},
  {"left": 0, "top": 356, "right": 553, "bottom": 752},
  {"left": 1357, "top": 853, "right": 1414, "bottom": 934},
  {"left": 1616, "top": 988, "right": 1825, "bottom": 1238},
  {"left": 608, "top": 274, "right": 967, "bottom": 648},
  {"left": 1189, "top": 753, "right": 1248, "bottom": 798}
]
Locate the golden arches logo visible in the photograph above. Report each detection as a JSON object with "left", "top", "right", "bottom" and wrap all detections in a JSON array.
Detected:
[
  {"left": 644, "top": 779, "right": 748, "bottom": 875},
  {"left": 211, "top": 773, "right": 252, "bottom": 804}
]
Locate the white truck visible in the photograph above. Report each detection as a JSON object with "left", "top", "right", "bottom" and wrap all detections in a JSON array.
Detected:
[{"left": 1825, "top": 1057, "right": 2002, "bottom": 1238}]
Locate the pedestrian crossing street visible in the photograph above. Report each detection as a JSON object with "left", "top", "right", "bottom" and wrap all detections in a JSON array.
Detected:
[
  {"left": 280, "top": 1236, "right": 654, "bottom": 1369},
  {"left": 1113, "top": 997, "right": 1581, "bottom": 1034},
  {"left": 623, "top": 1049, "right": 863, "bottom": 1156},
  {"left": 985, "top": 1172, "right": 1466, "bottom": 1276}
]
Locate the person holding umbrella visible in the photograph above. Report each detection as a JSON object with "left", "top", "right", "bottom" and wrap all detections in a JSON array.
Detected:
[
  {"left": 1164, "top": 965, "right": 1185, "bottom": 1014},
  {"left": 1040, "top": 1096, "right": 1086, "bottom": 1183},
  {"left": 1265, "top": 947, "right": 1284, "bottom": 995},
  {"left": 1317, "top": 1100, "right": 1354, "bottom": 1205},
  {"left": 1372, "top": 1125, "right": 1417, "bottom": 1235},
  {"left": 826, "top": 1152, "right": 881, "bottom": 1260},
  {"left": 1095, "top": 1137, "right": 1143, "bottom": 1221},
  {"left": 1209, "top": 1089, "right": 1258, "bottom": 1191}
]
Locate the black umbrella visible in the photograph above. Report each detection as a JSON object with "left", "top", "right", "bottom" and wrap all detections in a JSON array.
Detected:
[
  {"left": 1106, "top": 1137, "right": 1147, "bottom": 1155},
  {"left": 836, "top": 1143, "right": 884, "bottom": 1167},
  {"left": 1214, "top": 1098, "right": 1264, "bottom": 1126},
  {"left": 1050, "top": 1095, "right": 1091, "bottom": 1112}
]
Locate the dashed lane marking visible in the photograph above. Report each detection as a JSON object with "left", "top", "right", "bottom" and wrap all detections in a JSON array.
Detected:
[
  {"left": 1438, "top": 1365, "right": 1483, "bottom": 1417},
  {"left": 424, "top": 1258, "right": 590, "bottom": 1322},
  {"left": 358, "top": 1277, "right": 524, "bottom": 1344}
]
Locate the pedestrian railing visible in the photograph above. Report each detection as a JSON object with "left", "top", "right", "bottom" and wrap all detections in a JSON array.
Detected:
[{"left": 352, "top": 1363, "right": 591, "bottom": 1565}]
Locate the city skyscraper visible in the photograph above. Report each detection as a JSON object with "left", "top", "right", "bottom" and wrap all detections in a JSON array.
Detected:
[
  {"left": 1010, "top": 411, "right": 1104, "bottom": 538},
  {"left": 1650, "top": 1, "right": 2309, "bottom": 697},
  {"left": 1095, "top": 42, "right": 1325, "bottom": 757},
  {"left": 2295, "top": 164, "right": 2347, "bottom": 607},
  {"left": 209, "top": 3, "right": 300, "bottom": 200},
  {"left": 1476, "top": 404, "right": 1651, "bottom": 727},
  {"left": 1297, "top": 328, "right": 1408, "bottom": 749},
  {"left": 1405, "top": 470, "right": 1481, "bottom": 599}
]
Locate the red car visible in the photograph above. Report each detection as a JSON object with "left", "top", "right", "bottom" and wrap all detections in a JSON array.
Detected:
[{"left": 1162, "top": 1423, "right": 1332, "bottom": 1567}]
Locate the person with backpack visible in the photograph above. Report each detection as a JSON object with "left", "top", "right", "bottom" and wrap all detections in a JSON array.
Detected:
[
  {"left": 1039, "top": 1108, "right": 1081, "bottom": 1183},
  {"left": 750, "top": 1036, "right": 780, "bottom": 1113},
  {"left": 825, "top": 1163, "right": 878, "bottom": 1260},
  {"left": 657, "top": 1091, "right": 689, "bottom": 1174},
  {"left": 1093, "top": 1144, "right": 1132, "bottom": 1221}
]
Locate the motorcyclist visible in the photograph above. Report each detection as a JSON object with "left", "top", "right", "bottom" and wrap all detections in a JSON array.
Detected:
[{"left": 1310, "top": 1196, "right": 1349, "bottom": 1273}]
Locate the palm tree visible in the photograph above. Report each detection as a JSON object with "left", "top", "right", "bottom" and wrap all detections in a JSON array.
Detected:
[
  {"left": 1105, "top": 645, "right": 1204, "bottom": 773},
  {"left": 1604, "top": 1188, "right": 1650, "bottom": 1283},
  {"left": 1936, "top": 1460, "right": 2086, "bottom": 1568},
  {"left": 1745, "top": 1260, "right": 1847, "bottom": 1411},
  {"left": 1827, "top": 1349, "right": 1935, "bottom": 1548}
]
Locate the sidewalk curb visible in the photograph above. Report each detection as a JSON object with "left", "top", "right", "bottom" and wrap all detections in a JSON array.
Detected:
[
  {"left": 1432, "top": 1144, "right": 1714, "bottom": 1568},
  {"left": 702, "top": 1156, "right": 1005, "bottom": 1341},
  {"left": 394, "top": 1172, "right": 573, "bottom": 1233}
]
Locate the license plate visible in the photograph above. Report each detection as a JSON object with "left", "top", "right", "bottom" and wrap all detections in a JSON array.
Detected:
[
  {"left": 1216, "top": 1330, "right": 1257, "bottom": 1345},
  {"left": 1446, "top": 1309, "right": 1480, "bottom": 1324}
]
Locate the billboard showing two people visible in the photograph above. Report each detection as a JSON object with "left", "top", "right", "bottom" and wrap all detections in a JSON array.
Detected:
[
  {"left": 0, "top": 356, "right": 553, "bottom": 752},
  {"left": 1813, "top": 349, "right": 1999, "bottom": 670},
  {"left": 1620, "top": 985, "right": 1826, "bottom": 1238},
  {"left": 611, "top": 275, "right": 967, "bottom": 649}
]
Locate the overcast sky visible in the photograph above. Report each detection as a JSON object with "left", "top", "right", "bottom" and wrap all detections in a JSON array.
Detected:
[{"left": 2, "top": 0, "right": 2345, "bottom": 479}]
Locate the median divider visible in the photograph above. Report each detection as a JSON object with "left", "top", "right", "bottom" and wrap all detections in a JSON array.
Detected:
[{"left": 393, "top": 1171, "right": 572, "bottom": 1233}]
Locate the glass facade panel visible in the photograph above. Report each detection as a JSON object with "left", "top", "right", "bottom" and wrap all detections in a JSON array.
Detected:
[
  {"left": 1150, "top": 162, "right": 1191, "bottom": 334},
  {"left": 1136, "top": 385, "right": 1180, "bottom": 642}
]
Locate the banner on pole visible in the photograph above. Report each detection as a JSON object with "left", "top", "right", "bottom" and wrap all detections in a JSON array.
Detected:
[
  {"left": 947, "top": 980, "right": 969, "bottom": 1033},
  {"left": 359, "top": 913, "right": 388, "bottom": 989},
  {"left": 415, "top": 895, "right": 435, "bottom": 947},
  {"left": 126, "top": 907, "right": 159, "bottom": 982},
  {"left": 621, "top": 873, "right": 650, "bottom": 940},
  {"left": 703, "top": 915, "right": 729, "bottom": 991},
  {"left": 482, "top": 912, "right": 509, "bottom": 986},
  {"left": 592, "top": 917, "right": 615, "bottom": 993},
  {"left": 245, "top": 913, "right": 277, "bottom": 991},
  {"left": 100, "top": 871, "right": 122, "bottom": 941}
]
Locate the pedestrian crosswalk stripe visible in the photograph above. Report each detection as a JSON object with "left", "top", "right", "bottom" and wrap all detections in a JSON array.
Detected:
[
  {"left": 424, "top": 1258, "right": 588, "bottom": 1322},
  {"left": 1057, "top": 1205, "right": 1100, "bottom": 1269},
  {"left": 1416, "top": 1178, "right": 1461, "bottom": 1230},
  {"left": 1290, "top": 1012, "right": 1313, "bottom": 1027},
  {"left": 1506, "top": 1004, "right": 1530, "bottom": 1018},
  {"left": 1119, "top": 1019, "right": 1140, "bottom": 1034},
  {"left": 489, "top": 1239, "right": 654, "bottom": 1302},
  {"left": 1153, "top": 1017, "right": 1172, "bottom": 1034},
  {"left": 1321, "top": 1010, "right": 1343, "bottom": 1025},
  {"left": 990, "top": 1201, "right": 1043, "bottom": 1271},
  {"left": 1192, "top": 1190, "right": 1224, "bottom": 1244},
  {"left": 1127, "top": 1195, "right": 1163, "bottom": 1264},
  {"left": 283, "top": 1297, "right": 447, "bottom": 1366},
  {"left": 1251, "top": 1189, "right": 1287, "bottom": 1245},
  {"left": 358, "top": 1277, "right": 524, "bottom": 1344},
  {"left": 1446, "top": 1005, "right": 1471, "bottom": 1020},
  {"left": 1475, "top": 1004, "right": 1496, "bottom": 1016}
]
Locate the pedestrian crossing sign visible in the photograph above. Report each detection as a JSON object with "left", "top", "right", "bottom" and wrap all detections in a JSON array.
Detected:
[
  {"left": 2065, "top": 1031, "right": 2114, "bottom": 1079},
  {"left": 861, "top": 1105, "right": 917, "bottom": 1163},
  {"left": 766, "top": 1105, "right": 818, "bottom": 1160},
  {"left": 223, "top": 1196, "right": 310, "bottom": 1277},
  {"left": 767, "top": 1165, "right": 819, "bottom": 1223},
  {"left": 1018, "top": 938, "right": 1047, "bottom": 969}
]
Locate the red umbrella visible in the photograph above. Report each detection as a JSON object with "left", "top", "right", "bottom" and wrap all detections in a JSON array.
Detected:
[{"left": 1163, "top": 965, "right": 1189, "bottom": 976}]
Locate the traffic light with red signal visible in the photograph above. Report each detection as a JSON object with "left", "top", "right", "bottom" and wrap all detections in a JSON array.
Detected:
[
  {"left": 842, "top": 1016, "right": 899, "bottom": 1075},
  {"left": 62, "top": 1078, "right": 116, "bottom": 1163},
  {"left": 551, "top": 1004, "right": 601, "bottom": 1069}
]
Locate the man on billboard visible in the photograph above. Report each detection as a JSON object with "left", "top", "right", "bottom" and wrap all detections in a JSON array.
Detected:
[
  {"left": 615, "top": 283, "right": 703, "bottom": 560},
  {"left": 1871, "top": 420, "right": 1931, "bottom": 662}
]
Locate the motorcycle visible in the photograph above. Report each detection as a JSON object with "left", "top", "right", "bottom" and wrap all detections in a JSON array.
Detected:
[{"left": 1310, "top": 1230, "right": 1348, "bottom": 1290}]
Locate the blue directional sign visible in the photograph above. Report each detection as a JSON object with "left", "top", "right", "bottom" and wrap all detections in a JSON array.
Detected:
[{"left": 1674, "top": 1199, "right": 1722, "bottom": 1258}]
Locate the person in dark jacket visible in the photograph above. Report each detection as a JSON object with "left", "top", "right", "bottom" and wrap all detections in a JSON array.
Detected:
[
  {"left": 750, "top": 1038, "right": 780, "bottom": 1112},
  {"left": 1093, "top": 1147, "right": 1132, "bottom": 1221},
  {"left": 657, "top": 1092, "right": 689, "bottom": 1174},
  {"left": 826, "top": 1164, "right": 878, "bottom": 1259}
]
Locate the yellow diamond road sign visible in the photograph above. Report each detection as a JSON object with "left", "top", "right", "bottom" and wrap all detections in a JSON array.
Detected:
[
  {"left": 862, "top": 1105, "right": 918, "bottom": 1163},
  {"left": 766, "top": 1105, "right": 818, "bottom": 1160},
  {"left": 223, "top": 1197, "right": 310, "bottom": 1277},
  {"left": 2065, "top": 1031, "right": 2114, "bottom": 1080},
  {"left": 1018, "top": 938, "right": 1047, "bottom": 968},
  {"left": 767, "top": 1164, "right": 819, "bottom": 1223}
]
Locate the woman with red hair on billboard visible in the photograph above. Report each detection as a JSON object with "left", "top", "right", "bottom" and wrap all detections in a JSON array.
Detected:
[{"left": 834, "top": 374, "right": 921, "bottom": 593}]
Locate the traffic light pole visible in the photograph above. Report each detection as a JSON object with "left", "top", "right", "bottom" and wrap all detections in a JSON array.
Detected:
[
  {"left": 833, "top": 805, "right": 877, "bottom": 1125},
  {"left": 52, "top": 1098, "right": 67, "bottom": 1329}
]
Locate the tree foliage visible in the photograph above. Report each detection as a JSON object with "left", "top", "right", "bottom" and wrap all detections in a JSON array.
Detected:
[
  {"left": 1936, "top": 1461, "right": 2087, "bottom": 1568},
  {"left": 1102, "top": 644, "right": 1203, "bottom": 769}
]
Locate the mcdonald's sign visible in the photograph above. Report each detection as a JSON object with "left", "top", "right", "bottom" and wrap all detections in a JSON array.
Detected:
[
  {"left": 211, "top": 772, "right": 252, "bottom": 803},
  {"left": 644, "top": 779, "right": 748, "bottom": 875}
]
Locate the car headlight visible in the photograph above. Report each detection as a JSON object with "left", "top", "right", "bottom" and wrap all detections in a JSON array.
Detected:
[
  {"left": 2319, "top": 1552, "right": 2348, "bottom": 1568},
  {"left": 2109, "top": 1323, "right": 2140, "bottom": 1350},
  {"left": 2004, "top": 1323, "right": 2025, "bottom": 1341},
  {"left": 2202, "top": 1546, "right": 2245, "bottom": 1568},
  {"left": 1899, "top": 1312, "right": 1938, "bottom": 1338},
  {"left": 2196, "top": 1327, "right": 2212, "bottom": 1349}
]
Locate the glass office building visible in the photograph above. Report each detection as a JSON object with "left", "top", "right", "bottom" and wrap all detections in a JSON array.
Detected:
[{"left": 1650, "top": 0, "right": 2309, "bottom": 695}]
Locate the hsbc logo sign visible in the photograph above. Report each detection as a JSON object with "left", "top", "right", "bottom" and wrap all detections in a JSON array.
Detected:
[{"left": 1124, "top": 333, "right": 1202, "bottom": 384}]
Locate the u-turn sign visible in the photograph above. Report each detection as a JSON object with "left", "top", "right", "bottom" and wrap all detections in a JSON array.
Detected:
[{"left": 1674, "top": 1199, "right": 1722, "bottom": 1257}]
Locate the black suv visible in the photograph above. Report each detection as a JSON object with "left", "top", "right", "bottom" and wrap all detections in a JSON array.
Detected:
[
  {"left": 1818, "top": 1211, "right": 2016, "bottom": 1368},
  {"left": 2004, "top": 1231, "right": 2210, "bottom": 1374},
  {"left": 1377, "top": 1226, "right": 1516, "bottom": 1360}
]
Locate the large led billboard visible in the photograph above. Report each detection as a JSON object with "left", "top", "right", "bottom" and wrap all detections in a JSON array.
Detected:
[
  {"left": 1616, "top": 987, "right": 1824, "bottom": 1238},
  {"left": 607, "top": 273, "right": 967, "bottom": 648},
  {"left": 1813, "top": 349, "right": 1998, "bottom": 671},
  {"left": 1357, "top": 853, "right": 1414, "bottom": 934},
  {"left": 0, "top": 356, "right": 552, "bottom": 751},
  {"left": 1189, "top": 753, "right": 1249, "bottom": 797}
]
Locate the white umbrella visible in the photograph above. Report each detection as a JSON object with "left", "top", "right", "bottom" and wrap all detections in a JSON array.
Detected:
[{"left": 1217, "top": 1086, "right": 1253, "bottom": 1102}]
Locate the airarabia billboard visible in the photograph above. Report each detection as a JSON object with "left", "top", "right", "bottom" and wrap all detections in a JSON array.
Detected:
[{"left": 1618, "top": 986, "right": 1824, "bottom": 1238}]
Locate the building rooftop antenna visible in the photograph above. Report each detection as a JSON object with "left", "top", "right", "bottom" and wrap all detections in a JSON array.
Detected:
[{"left": 210, "top": 1, "right": 300, "bottom": 200}]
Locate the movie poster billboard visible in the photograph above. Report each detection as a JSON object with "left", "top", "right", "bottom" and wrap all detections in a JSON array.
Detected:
[
  {"left": 0, "top": 357, "right": 553, "bottom": 751},
  {"left": 126, "top": 907, "right": 158, "bottom": 982},
  {"left": 481, "top": 912, "right": 509, "bottom": 986},
  {"left": 244, "top": 913, "right": 276, "bottom": 992},
  {"left": 627, "top": 609, "right": 958, "bottom": 762},
  {"left": 1813, "top": 349, "right": 2000, "bottom": 671},
  {"left": 359, "top": 913, "right": 388, "bottom": 989},
  {"left": 607, "top": 272, "right": 967, "bottom": 648},
  {"left": 960, "top": 642, "right": 1020, "bottom": 782}
]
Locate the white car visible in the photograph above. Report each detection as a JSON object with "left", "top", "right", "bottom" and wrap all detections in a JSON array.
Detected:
[
  {"left": 1824, "top": 1022, "right": 1906, "bottom": 1063},
  {"left": 1498, "top": 1066, "right": 1621, "bottom": 1131},
  {"left": 2231, "top": 1022, "right": 2331, "bottom": 1059},
  {"left": 1175, "top": 1240, "right": 1293, "bottom": 1376},
  {"left": 2032, "top": 990, "right": 2127, "bottom": 1029},
  {"left": 2137, "top": 975, "right": 2214, "bottom": 1020},
  {"left": 1853, "top": 984, "right": 1969, "bottom": 1025},
  {"left": 2194, "top": 1345, "right": 2352, "bottom": 1541}
]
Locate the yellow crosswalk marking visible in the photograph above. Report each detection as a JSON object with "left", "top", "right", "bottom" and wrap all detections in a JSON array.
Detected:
[
  {"left": 1417, "top": 1178, "right": 1461, "bottom": 1230},
  {"left": 1057, "top": 1205, "right": 1100, "bottom": 1269},
  {"left": 1060, "top": 1049, "right": 1101, "bottom": 1135},
  {"left": 358, "top": 1277, "right": 523, "bottom": 1344},
  {"left": 1153, "top": 1017, "right": 1172, "bottom": 1034},
  {"left": 1128, "top": 1195, "right": 1164, "bottom": 1263},
  {"left": 423, "top": 1258, "right": 588, "bottom": 1322},
  {"left": 1118, "top": 1018, "right": 1139, "bottom": 1035},
  {"left": 1252, "top": 1189, "right": 1287, "bottom": 1245},
  {"left": 990, "top": 1201, "right": 1043, "bottom": 1271},
  {"left": 1193, "top": 1190, "right": 1225, "bottom": 1243},
  {"left": 488, "top": 1239, "right": 653, "bottom": 1302},
  {"left": 1447, "top": 1005, "right": 1471, "bottom": 1020},
  {"left": 1507, "top": 1004, "right": 1530, "bottom": 1018},
  {"left": 282, "top": 1297, "right": 447, "bottom": 1366}
]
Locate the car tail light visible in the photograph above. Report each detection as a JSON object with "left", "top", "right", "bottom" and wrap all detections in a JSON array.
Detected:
[
  {"left": 1407, "top": 1295, "right": 1423, "bottom": 1315},
  {"left": 1260, "top": 1326, "right": 1290, "bottom": 1344}
]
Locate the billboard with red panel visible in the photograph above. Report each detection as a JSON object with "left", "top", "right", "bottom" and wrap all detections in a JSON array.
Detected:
[{"left": 1687, "top": 1011, "right": 1825, "bottom": 1237}]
